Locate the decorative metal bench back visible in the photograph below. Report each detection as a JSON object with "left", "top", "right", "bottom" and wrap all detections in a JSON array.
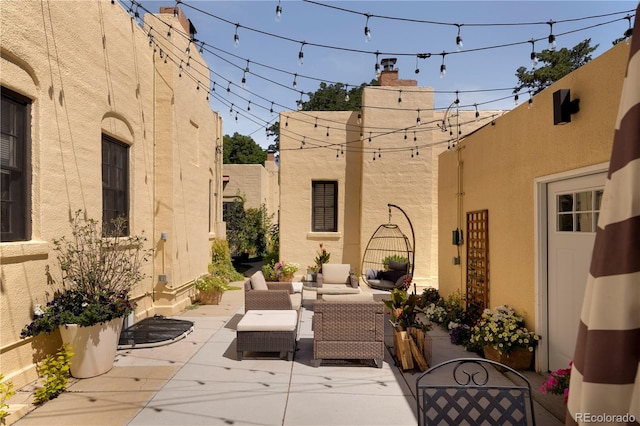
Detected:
[{"left": 416, "top": 358, "right": 536, "bottom": 426}]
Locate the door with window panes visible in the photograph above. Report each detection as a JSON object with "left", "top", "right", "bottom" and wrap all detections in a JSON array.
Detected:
[{"left": 547, "top": 173, "right": 605, "bottom": 371}]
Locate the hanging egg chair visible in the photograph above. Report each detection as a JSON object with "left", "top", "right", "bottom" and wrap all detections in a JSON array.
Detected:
[{"left": 362, "top": 204, "right": 416, "bottom": 292}]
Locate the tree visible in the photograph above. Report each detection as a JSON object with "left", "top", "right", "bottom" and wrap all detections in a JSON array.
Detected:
[
  {"left": 225, "top": 195, "right": 273, "bottom": 259},
  {"left": 265, "top": 79, "right": 378, "bottom": 153},
  {"left": 223, "top": 132, "right": 267, "bottom": 164},
  {"left": 514, "top": 39, "right": 598, "bottom": 95}
]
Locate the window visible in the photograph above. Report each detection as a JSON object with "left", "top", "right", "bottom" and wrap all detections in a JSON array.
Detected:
[
  {"left": 312, "top": 181, "right": 337, "bottom": 232},
  {"left": 1, "top": 89, "right": 30, "bottom": 242},
  {"left": 557, "top": 189, "right": 603, "bottom": 232},
  {"left": 102, "top": 135, "right": 129, "bottom": 235}
]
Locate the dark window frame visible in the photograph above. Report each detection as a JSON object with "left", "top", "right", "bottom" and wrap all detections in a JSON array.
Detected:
[
  {"left": 312, "top": 181, "right": 338, "bottom": 232},
  {"left": 1, "top": 88, "right": 31, "bottom": 242},
  {"left": 101, "top": 134, "right": 129, "bottom": 236}
]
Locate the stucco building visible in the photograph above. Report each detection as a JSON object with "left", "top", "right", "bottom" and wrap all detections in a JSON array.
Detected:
[
  {"left": 438, "top": 42, "right": 630, "bottom": 372},
  {"left": 279, "top": 63, "right": 501, "bottom": 286},
  {"left": 223, "top": 152, "right": 280, "bottom": 222},
  {"left": 0, "top": 2, "right": 224, "bottom": 388}
]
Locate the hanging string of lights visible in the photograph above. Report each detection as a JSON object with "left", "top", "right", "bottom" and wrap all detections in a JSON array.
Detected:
[{"left": 126, "top": 0, "right": 633, "bottom": 158}]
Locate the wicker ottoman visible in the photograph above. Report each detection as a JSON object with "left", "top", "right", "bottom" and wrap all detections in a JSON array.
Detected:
[{"left": 236, "top": 310, "right": 298, "bottom": 361}]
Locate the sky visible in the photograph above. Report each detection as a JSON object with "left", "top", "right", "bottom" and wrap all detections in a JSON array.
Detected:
[{"left": 134, "top": 1, "right": 637, "bottom": 149}]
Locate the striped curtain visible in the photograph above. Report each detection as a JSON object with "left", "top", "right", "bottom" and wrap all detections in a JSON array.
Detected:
[{"left": 566, "top": 5, "right": 640, "bottom": 426}]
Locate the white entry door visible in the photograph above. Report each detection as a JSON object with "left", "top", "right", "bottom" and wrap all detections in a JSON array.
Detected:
[{"left": 547, "top": 172, "right": 605, "bottom": 371}]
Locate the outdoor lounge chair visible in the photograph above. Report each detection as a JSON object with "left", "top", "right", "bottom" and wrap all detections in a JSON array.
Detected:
[
  {"left": 243, "top": 271, "right": 302, "bottom": 313},
  {"left": 415, "top": 358, "right": 536, "bottom": 425},
  {"left": 311, "top": 298, "right": 385, "bottom": 368},
  {"left": 315, "top": 263, "right": 361, "bottom": 298}
]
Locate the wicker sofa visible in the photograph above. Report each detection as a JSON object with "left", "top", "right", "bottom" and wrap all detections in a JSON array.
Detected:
[
  {"left": 312, "top": 298, "right": 385, "bottom": 368},
  {"left": 244, "top": 271, "right": 302, "bottom": 313},
  {"left": 316, "top": 263, "right": 361, "bottom": 298}
]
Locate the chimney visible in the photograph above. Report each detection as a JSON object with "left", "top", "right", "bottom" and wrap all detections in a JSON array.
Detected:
[
  {"left": 379, "top": 57, "right": 417, "bottom": 87},
  {"left": 159, "top": 7, "right": 196, "bottom": 38}
]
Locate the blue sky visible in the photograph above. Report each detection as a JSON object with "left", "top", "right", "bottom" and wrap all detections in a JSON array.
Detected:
[{"left": 136, "top": 1, "right": 637, "bottom": 149}]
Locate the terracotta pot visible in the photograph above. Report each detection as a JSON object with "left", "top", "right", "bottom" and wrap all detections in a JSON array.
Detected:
[
  {"left": 199, "top": 289, "right": 222, "bottom": 305},
  {"left": 280, "top": 273, "right": 294, "bottom": 282},
  {"left": 483, "top": 345, "right": 533, "bottom": 370},
  {"left": 59, "top": 317, "right": 123, "bottom": 378}
]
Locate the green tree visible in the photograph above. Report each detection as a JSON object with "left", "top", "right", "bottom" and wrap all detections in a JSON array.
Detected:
[
  {"left": 514, "top": 39, "right": 598, "bottom": 95},
  {"left": 225, "top": 196, "right": 273, "bottom": 258},
  {"left": 223, "top": 132, "right": 267, "bottom": 164},
  {"left": 266, "top": 79, "right": 377, "bottom": 153}
]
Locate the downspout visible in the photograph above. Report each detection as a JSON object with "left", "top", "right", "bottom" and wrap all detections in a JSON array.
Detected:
[{"left": 151, "top": 42, "right": 157, "bottom": 302}]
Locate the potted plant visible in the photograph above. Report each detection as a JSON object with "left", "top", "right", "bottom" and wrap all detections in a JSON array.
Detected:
[
  {"left": 541, "top": 361, "right": 572, "bottom": 403},
  {"left": 469, "top": 305, "right": 540, "bottom": 370},
  {"left": 273, "top": 261, "right": 299, "bottom": 282},
  {"left": 194, "top": 272, "right": 240, "bottom": 305},
  {"left": 21, "top": 210, "right": 151, "bottom": 378},
  {"left": 313, "top": 243, "right": 331, "bottom": 273}
]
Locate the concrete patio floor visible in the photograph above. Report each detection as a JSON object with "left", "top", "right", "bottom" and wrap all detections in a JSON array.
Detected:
[{"left": 11, "top": 283, "right": 565, "bottom": 426}]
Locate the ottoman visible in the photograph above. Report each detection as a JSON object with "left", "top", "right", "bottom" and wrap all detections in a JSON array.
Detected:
[{"left": 236, "top": 310, "right": 298, "bottom": 361}]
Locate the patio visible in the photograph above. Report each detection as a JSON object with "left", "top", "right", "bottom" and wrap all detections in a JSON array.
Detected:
[{"left": 11, "top": 282, "right": 564, "bottom": 426}]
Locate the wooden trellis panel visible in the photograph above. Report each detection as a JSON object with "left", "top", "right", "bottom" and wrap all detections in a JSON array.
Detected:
[{"left": 466, "top": 210, "right": 489, "bottom": 311}]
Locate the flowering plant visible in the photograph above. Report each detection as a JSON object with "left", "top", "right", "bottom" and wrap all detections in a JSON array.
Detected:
[
  {"left": 272, "top": 261, "right": 299, "bottom": 281},
  {"left": 541, "top": 362, "right": 572, "bottom": 403},
  {"left": 313, "top": 243, "right": 330, "bottom": 270},
  {"left": 21, "top": 211, "right": 151, "bottom": 338},
  {"left": 383, "top": 289, "right": 430, "bottom": 331},
  {"left": 469, "top": 305, "right": 539, "bottom": 355}
]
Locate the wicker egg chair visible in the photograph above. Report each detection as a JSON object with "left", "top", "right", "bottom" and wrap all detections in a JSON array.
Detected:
[{"left": 361, "top": 204, "right": 416, "bottom": 293}]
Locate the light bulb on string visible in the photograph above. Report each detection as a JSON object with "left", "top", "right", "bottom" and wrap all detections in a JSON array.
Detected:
[
  {"left": 623, "top": 14, "right": 633, "bottom": 40},
  {"left": 529, "top": 39, "right": 538, "bottom": 68},
  {"left": 199, "top": 42, "right": 204, "bottom": 54},
  {"left": 440, "top": 52, "right": 447, "bottom": 79},
  {"left": 455, "top": 24, "right": 463, "bottom": 51},
  {"left": 416, "top": 147, "right": 420, "bottom": 156},
  {"left": 398, "top": 90, "right": 402, "bottom": 103},
  {"left": 314, "top": 117, "right": 318, "bottom": 128},
  {"left": 178, "top": 60, "right": 183, "bottom": 77},
  {"left": 368, "top": 132, "right": 372, "bottom": 143},
  {"left": 474, "top": 103, "right": 479, "bottom": 119},
  {"left": 411, "top": 148, "right": 414, "bottom": 158},
  {"left": 292, "top": 74, "right": 298, "bottom": 89},
  {"left": 547, "top": 20, "right": 556, "bottom": 51},
  {"left": 344, "top": 85, "right": 349, "bottom": 102},
  {"left": 514, "top": 93, "right": 519, "bottom": 106},
  {"left": 298, "top": 91, "right": 304, "bottom": 110},
  {"left": 234, "top": 24, "right": 240, "bottom": 47},
  {"left": 374, "top": 51, "right": 380, "bottom": 76},
  {"left": 247, "top": 101, "right": 251, "bottom": 111},
  {"left": 270, "top": 102, "right": 274, "bottom": 115},
  {"left": 326, "top": 127, "right": 330, "bottom": 137},
  {"left": 185, "top": 41, "right": 191, "bottom": 54},
  {"left": 235, "top": 112, "right": 238, "bottom": 122},
  {"left": 413, "top": 131, "right": 417, "bottom": 142},
  {"left": 357, "top": 112, "right": 362, "bottom": 125},
  {"left": 167, "top": 25, "right": 172, "bottom": 37},
  {"left": 226, "top": 82, "right": 231, "bottom": 95},
  {"left": 275, "top": 1, "right": 282, "bottom": 22},
  {"left": 229, "top": 104, "right": 234, "bottom": 116},
  {"left": 378, "top": 148, "right": 381, "bottom": 159},
  {"left": 528, "top": 90, "right": 533, "bottom": 109},
  {"left": 404, "top": 129, "right": 407, "bottom": 141},
  {"left": 300, "top": 137, "right": 306, "bottom": 149},
  {"left": 241, "top": 72, "right": 247, "bottom": 88},
  {"left": 416, "top": 109, "right": 421, "bottom": 125},
  {"left": 364, "top": 14, "right": 372, "bottom": 43},
  {"left": 298, "top": 42, "right": 305, "bottom": 65}
]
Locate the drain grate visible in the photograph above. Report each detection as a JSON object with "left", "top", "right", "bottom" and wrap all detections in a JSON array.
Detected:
[{"left": 118, "top": 315, "right": 194, "bottom": 349}]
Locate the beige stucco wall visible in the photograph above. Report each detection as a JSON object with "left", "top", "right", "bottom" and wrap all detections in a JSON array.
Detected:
[
  {"left": 0, "top": 1, "right": 223, "bottom": 388},
  {"left": 223, "top": 155, "right": 280, "bottom": 221},
  {"left": 437, "top": 42, "right": 630, "bottom": 330},
  {"left": 279, "top": 75, "right": 500, "bottom": 283}
]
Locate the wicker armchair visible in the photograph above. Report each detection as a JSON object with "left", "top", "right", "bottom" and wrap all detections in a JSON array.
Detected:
[
  {"left": 316, "top": 264, "right": 361, "bottom": 299},
  {"left": 312, "top": 299, "right": 385, "bottom": 368},
  {"left": 243, "top": 271, "right": 302, "bottom": 312}
]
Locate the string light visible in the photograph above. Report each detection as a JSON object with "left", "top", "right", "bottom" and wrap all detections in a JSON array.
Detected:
[
  {"left": 292, "top": 73, "right": 298, "bottom": 89},
  {"left": 344, "top": 85, "right": 349, "bottom": 102},
  {"left": 416, "top": 109, "right": 421, "bottom": 125},
  {"left": 300, "top": 136, "right": 306, "bottom": 149},
  {"left": 529, "top": 39, "right": 538, "bottom": 68},
  {"left": 404, "top": 129, "right": 407, "bottom": 140},
  {"left": 364, "top": 13, "right": 372, "bottom": 42},
  {"left": 314, "top": 117, "right": 318, "bottom": 128},
  {"left": 199, "top": 41, "right": 204, "bottom": 54},
  {"left": 528, "top": 90, "right": 533, "bottom": 108},
  {"left": 440, "top": 52, "right": 447, "bottom": 79},
  {"left": 455, "top": 24, "right": 463, "bottom": 51},
  {"left": 167, "top": 24, "right": 172, "bottom": 37},
  {"left": 357, "top": 112, "right": 362, "bottom": 125},
  {"left": 234, "top": 24, "right": 240, "bottom": 47},
  {"left": 298, "top": 42, "right": 305, "bottom": 65},
  {"left": 514, "top": 93, "right": 519, "bottom": 106},
  {"left": 547, "top": 20, "right": 556, "bottom": 50},
  {"left": 275, "top": 1, "right": 282, "bottom": 22},
  {"left": 624, "top": 14, "right": 633, "bottom": 38},
  {"left": 326, "top": 126, "right": 330, "bottom": 137},
  {"left": 247, "top": 100, "right": 251, "bottom": 111},
  {"left": 474, "top": 103, "right": 479, "bottom": 118},
  {"left": 374, "top": 51, "right": 380, "bottom": 76},
  {"left": 270, "top": 102, "right": 274, "bottom": 115},
  {"left": 398, "top": 90, "right": 402, "bottom": 103}
]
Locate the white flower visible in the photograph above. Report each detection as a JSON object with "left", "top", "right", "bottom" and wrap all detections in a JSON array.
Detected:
[
  {"left": 34, "top": 304, "right": 44, "bottom": 316},
  {"left": 82, "top": 302, "right": 88, "bottom": 308}
]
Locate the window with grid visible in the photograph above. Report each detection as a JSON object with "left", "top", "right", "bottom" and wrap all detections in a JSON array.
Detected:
[
  {"left": 1, "top": 89, "right": 30, "bottom": 242},
  {"left": 556, "top": 189, "right": 603, "bottom": 233},
  {"left": 102, "top": 135, "right": 129, "bottom": 235},
  {"left": 312, "top": 181, "right": 337, "bottom": 232}
]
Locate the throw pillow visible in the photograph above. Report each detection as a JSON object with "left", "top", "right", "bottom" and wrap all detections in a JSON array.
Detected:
[
  {"left": 388, "top": 260, "right": 408, "bottom": 272},
  {"left": 250, "top": 271, "right": 268, "bottom": 290},
  {"left": 379, "top": 269, "right": 405, "bottom": 283}
]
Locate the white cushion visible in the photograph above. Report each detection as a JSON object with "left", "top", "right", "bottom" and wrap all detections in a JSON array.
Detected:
[
  {"left": 316, "top": 284, "right": 361, "bottom": 295},
  {"left": 321, "top": 293, "right": 374, "bottom": 302},
  {"left": 289, "top": 293, "right": 303, "bottom": 311},
  {"left": 237, "top": 310, "right": 297, "bottom": 331},
  {"left": 291, "top": 281, "right": 303, "bottom": 293},
  {"left": 250, "top": 271, "right": 268, "bottom": 290},
  {"left": 321, "top": 264, "right": 351, "bottom": 284}
]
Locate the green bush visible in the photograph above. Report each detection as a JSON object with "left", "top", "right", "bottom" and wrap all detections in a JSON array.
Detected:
[
  {"left": 0, "top": 374, "right": 15, "bottom": 423},
  {"left": 382, "top": 254, "right": 409, "bottom": 269},
  {"left": 34, "top": 344, "right": 73, "bottom": 405},
  {"left": 225, "top": 196, "right": 273, "bottom": 258},
  {"left": 209, "top": 239, "right": 244, "bottom": 282}
]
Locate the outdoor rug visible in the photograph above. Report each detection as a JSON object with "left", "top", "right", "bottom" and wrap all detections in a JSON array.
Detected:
[{"left": 118, "top": 315, "right": 194, "bottom": 349}]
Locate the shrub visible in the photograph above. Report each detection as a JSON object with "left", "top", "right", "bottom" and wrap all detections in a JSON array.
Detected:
[
  {"left": 382, "top": 254, "right": 409, "bottom": 269},
  {"left": 0, "top": 374, "right": 15, "bottom": 424},
  {"left": 34, "top": 344, "right": 73, "bottom": 405},
  {"left": 209, "top": 239, "right": 244, "bottom": 282}
]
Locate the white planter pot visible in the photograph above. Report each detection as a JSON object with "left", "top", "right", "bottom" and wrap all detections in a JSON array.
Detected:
[{"left": 59, "top": 317, "right": 124, "bottom": 378}]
